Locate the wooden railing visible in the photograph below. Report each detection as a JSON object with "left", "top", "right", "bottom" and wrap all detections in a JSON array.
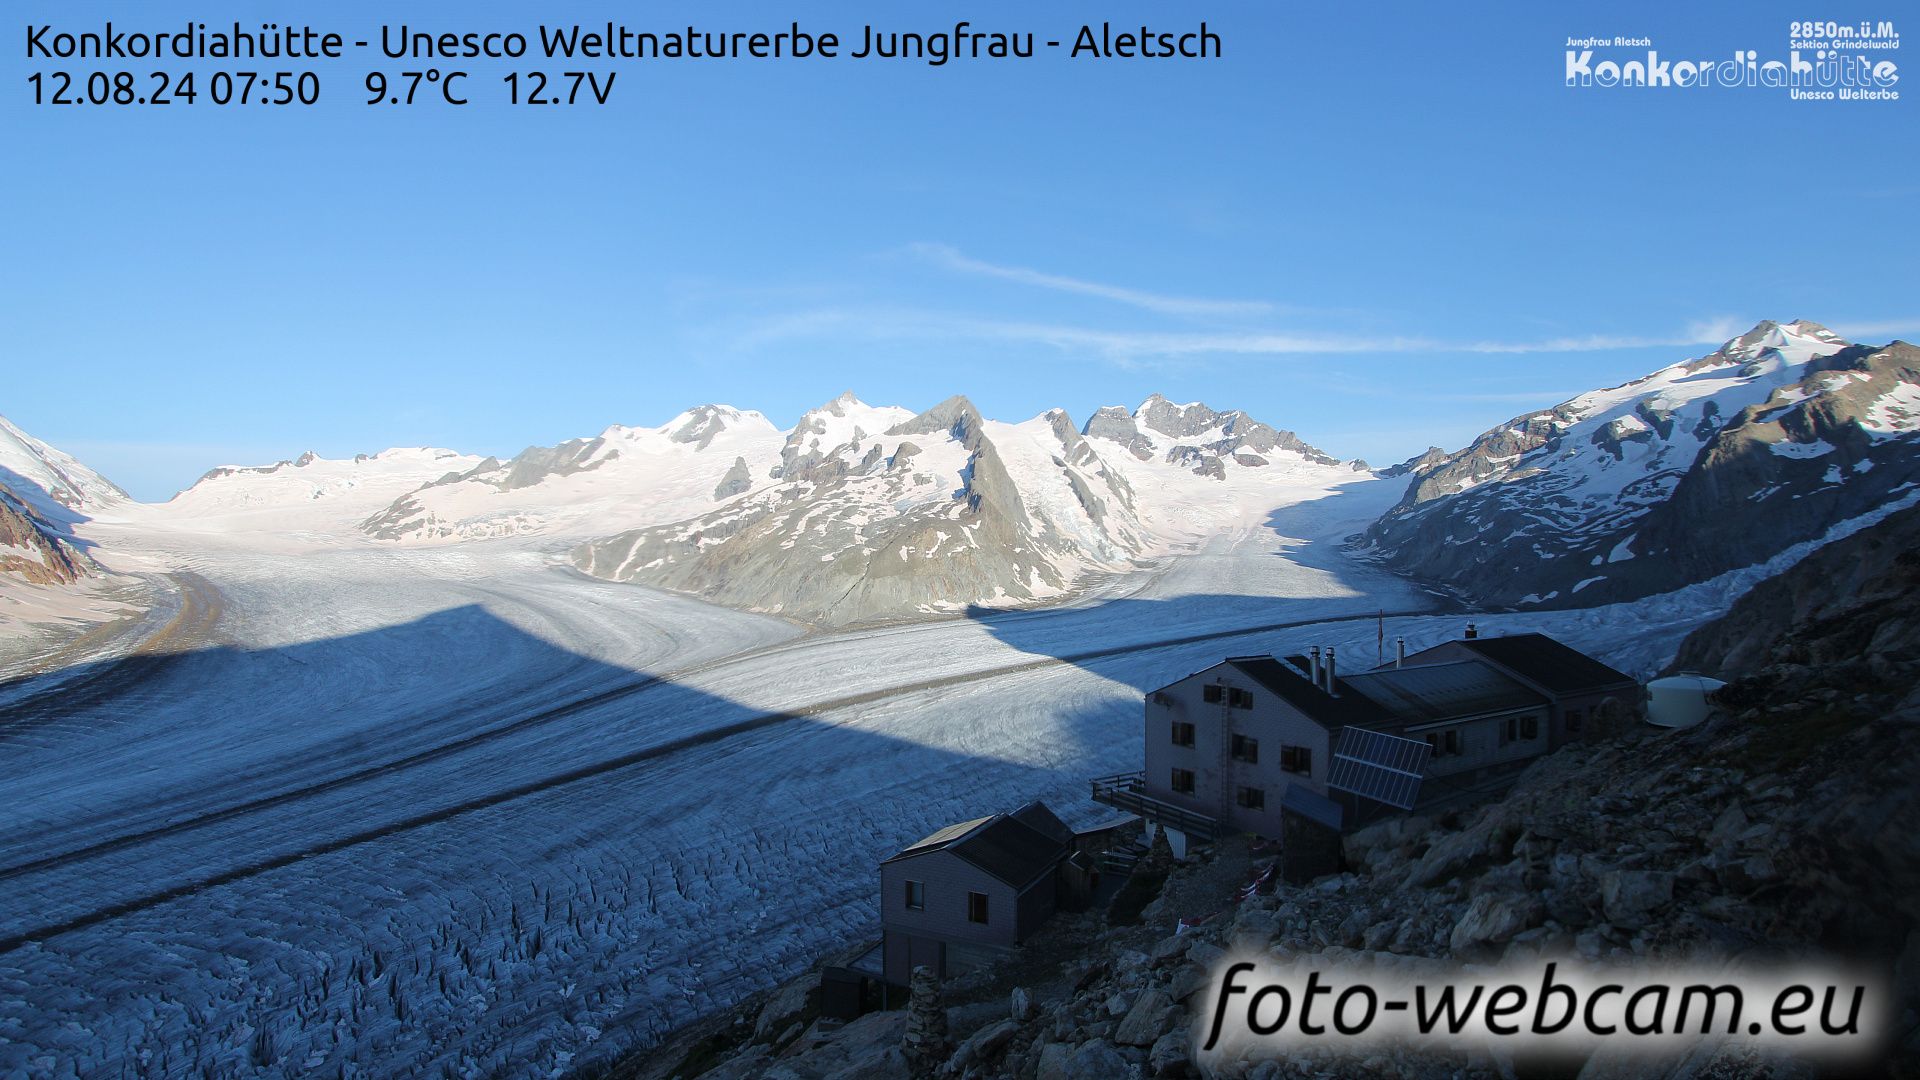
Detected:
[{"left": 1088, "top": 771, "right": 1219, "bottom": 841}]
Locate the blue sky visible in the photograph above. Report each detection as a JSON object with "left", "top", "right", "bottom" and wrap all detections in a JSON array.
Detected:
[{"left": 7, "top": 0, "right": 1917, "bottom": 500}]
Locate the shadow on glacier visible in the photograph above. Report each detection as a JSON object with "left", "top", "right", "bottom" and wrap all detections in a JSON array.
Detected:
[
  {"left": 0, "top": 602, "right": 1073, "bottom": 947},
  {"left": 0, "top": 602, "right": 1136, "bottom": 1074}
]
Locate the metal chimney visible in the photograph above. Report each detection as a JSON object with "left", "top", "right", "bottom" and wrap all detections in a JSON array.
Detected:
[
  {"left": 1309, "top": 645, "right": 1321, "bottom": 684},
  {"left": 1396, "top": 637, "right": 1406, "bottom": 668},
  {"left": 1325, "top": 646, "right": 1337, "bottom": 695},
  {"left": 1465, "top": 623, "right": 1478, "bottom": 640}
]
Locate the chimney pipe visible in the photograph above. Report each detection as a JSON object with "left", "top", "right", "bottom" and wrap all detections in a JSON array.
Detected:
[
  {"left": 1309, "top": 645, "right": 1320, "bottom": 684},
  {"left": 1396, "top": 637, "right": 1405, "bottom": 668},
  {"left": 1465, "top": 623, "right": 1478, "bottom": 640},
  {"left": 1325, "top": 646, "right": 1337, "bottom": 695}
]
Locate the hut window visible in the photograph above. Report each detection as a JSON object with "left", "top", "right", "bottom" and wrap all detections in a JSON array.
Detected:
[
  {"left": 1171, "top": 721, "right": 1195, "bottom": 747},
  {"left": 967, "top": 892, "right": 989, "bottom": 924},
  {"left": 1203, "top": 684, "right": 1223, "bottom": 704},
  {"left": 1171, "top": 767, "right": 1195, "bottom": 794},
  {"left": 1228, "top": 687, "right": 1254, "bottom": 709},
  {"left": 1236, "top": 786, "right": 1265, "bottom": 810},
  {"left": 905, "top": 880, "right": 925, "bottom": 911},
  {"left": 1231, "top": 734, "right": 1258, "bottom": 763},
  {"left": 1280, "top": 745, "right": 1312, "bottom": 774},
  {"left": 1521, "top": 715, "right": 1539, "bottom": 740}
]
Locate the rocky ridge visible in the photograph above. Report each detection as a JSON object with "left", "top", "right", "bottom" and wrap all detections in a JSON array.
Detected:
[
  {"left": 0, "top": 483, "right": 93, "bottom": 585},
  {"left": 1360, "top": 321, "right": 1920, "bottom": 611},
  {"left": 1083, "top": 396, "right": 1358, "bottom": 477},
  {"left": 0, "top": 413, "right": 125, "bottom": 586}
]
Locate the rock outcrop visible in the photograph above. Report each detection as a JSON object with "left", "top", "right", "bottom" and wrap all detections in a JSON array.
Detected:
[
  {"left": 1668, "top": 501, "right": 1920, "bottom": 680},
  {"left": 0, "top": 483, "right": 92, "bottom": 585},
  {"left": 1082, "top": 395, "right": 1346, "bottom": 476}
]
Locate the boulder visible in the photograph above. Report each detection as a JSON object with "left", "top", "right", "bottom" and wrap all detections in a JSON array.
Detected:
[
  {"left": 1148, "top": 1028, "right": 1191, "bottom": 1077},
  {"left": 1448, "top": 893, "right": 1540, "bottom": 953},
  {"left": 1036, "top": 1041, "right": 1074, "bottom": 1080},
  {"left": 753, "top": 977, "right": 817, "bottom": 1040},
  {"left": 1185, "top": 940, "right": 1225, "bottom": 969},
  {"left": 1011, "top": 986, "right": 1034, "bottom": 1022},
  {"left": 1601, "top": 870, "right": 1675, "bottom": 928},
  {"left": 1409, "top": 821, "right": 1498, "bottom": 887},
  {"left": 1114, "top": 989, "right": 1174, "bottom": 1047},
  {"left": 1707, "top": 803, "right": 1749, "bottom": 847},
  {"left": 1716, "top": 854, "right": 1779, "bottom": 894},
  {"left": 947, "top": 1018, "right": 1020, "bottom": 1072},
  {"left": 1062, "top": 1040, "right": 1132, "bottom": 1080},
  {"left": 1168, "top": 963, "right": 1211, "bottom": 1003}
]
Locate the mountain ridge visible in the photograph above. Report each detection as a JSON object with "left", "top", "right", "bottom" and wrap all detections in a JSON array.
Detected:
[{"left": 1358, "top": 320, "right": 1920, "bottom": 610}]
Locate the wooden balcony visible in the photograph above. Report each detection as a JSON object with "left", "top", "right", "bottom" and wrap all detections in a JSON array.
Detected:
[{"left": 1088, "top": 771, "right": 1218, "bottom": 842}]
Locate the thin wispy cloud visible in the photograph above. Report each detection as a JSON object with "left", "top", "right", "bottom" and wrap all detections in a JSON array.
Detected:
[
  {"left": 1832, "top": 317, "right": 1920, "bottom": 340},
  {"left": 736, "top": 254, "right": 1915, "bottom": 367},
  {"left": 905, "top": 243, "right": 1274, "bottom": 318},
  {"left": 734, "top": 306, "right": 1753, "bottom": 364}
]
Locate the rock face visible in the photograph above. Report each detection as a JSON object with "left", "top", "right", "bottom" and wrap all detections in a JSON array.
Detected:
[
  {"left": 571, "top": 395, "right": 1152, "bottom": 628},
  {"left": 1082, "top": 394, "right": 1347, "bottom": 476},
  {"left": 0, "top": 413, "right": 125, "bottom": 586},
  {"left": 0, "top": 413, "right": 129, "bottom": 514},
  {"left": 1669, "top": 501, "right": 1920, "bottom": 679},
  {"left": 712, "top": 456, "right": 753, "bottom": 501},
  {"left": 1360, "top": 321, "right": 1920, "bottom": 609},
  {"left": 0, "top": 484, "right": 92, "bottom": 585}
]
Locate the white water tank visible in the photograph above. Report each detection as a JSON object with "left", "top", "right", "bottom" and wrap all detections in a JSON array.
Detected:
[{"left": 1646, "top": 673, "right": 1726, "bottom": 729}]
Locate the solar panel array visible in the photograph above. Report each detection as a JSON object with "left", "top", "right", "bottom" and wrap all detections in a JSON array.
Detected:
[{"left": 1327, "top": 727, "right": 1431, "bottom": 810}]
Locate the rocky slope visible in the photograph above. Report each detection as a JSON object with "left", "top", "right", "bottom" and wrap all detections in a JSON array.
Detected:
[
  {"left": 0, "top": 413, "right": 124, "bottom": 586},
  {"left": 1668, "top": 501, "right": 1920, "bottom": 679},
  {"left": 0, "top": 484, "right": 93, "bottom": 585},
  {"left": 0, "top": 413, "right": 128, "bottom": 515},
  {"left": 1360, "top": 321, "right": 1920, "bottom": 610}
]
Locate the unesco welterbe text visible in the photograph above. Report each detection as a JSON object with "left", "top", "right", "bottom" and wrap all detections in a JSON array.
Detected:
[{"left": 26, "top": 20, "right": 1224, "bottom": 65}]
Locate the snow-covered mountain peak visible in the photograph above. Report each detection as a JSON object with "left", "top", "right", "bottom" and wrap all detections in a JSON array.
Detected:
[
  {"left": 888, "top": 395, "right": 985, "bottom": 441},
  {"left": 572, "top": 391, "right": 1164, "bottom": 627},
  {"left": 1673, "top": 319, "right": 1847, "bottom": 378},
  {"left": 661, "top": 404, "right": 773, "bottom": 449},
  {"left": 1081, "top": 396, "right": 1343, "bottom": 475},
  {"left": 771, "top": 394, "right": 917, "bottom": 483},
  {"left": 0, "top": 413, "right": 128, "bottom": 517},
  {"left": 0, "top": 414, "right": 115, "bottom": 586},
  {"left": 169, "top": 447, "right": 487, "bottom": 532},
  {"left": 1364, "top": 321, "right": 1919, "bottom": 612}
]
